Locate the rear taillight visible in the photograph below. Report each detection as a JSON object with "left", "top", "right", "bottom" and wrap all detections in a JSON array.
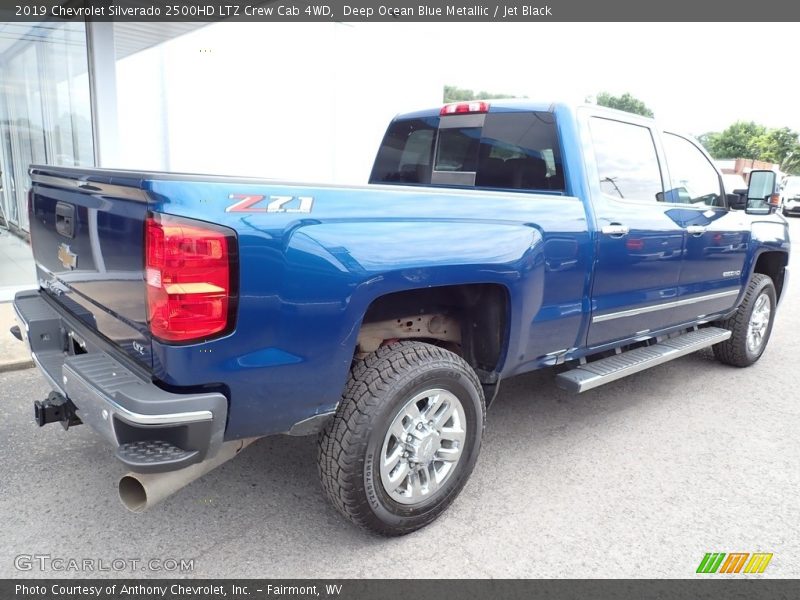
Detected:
[
  {"left": 440, "top": 101, "right": 490, "bottom": 116},
  {"left": 145, "top": 213, "right": 237, "bottom": 343}
]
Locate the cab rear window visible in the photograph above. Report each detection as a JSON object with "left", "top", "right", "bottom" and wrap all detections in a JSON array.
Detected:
[
  {"left": 370, "top": 118, "right": 437, "bottom": 184},
  {"left": 370, "top": 111, "right": 564, "bottom": 192}
]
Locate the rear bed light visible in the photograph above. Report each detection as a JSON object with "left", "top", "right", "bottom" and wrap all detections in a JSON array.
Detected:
[
  {"left": 440, "top": 101, "right": 490, "bottom": 116},
  {"left": 145, "top": 214, "right": 237, "bottom": 343}
]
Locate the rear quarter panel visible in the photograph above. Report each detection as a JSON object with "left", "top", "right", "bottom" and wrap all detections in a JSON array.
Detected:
[{"left": 145, "top": 179, "right": 591, "bottom": 438}]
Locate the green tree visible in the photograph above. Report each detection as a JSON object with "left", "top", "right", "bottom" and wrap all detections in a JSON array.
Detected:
[
  {"left": 753, "top": 127, "right": 800, "bottom": 165},
  {"left": 443, "top": 85, "right": 517, "bottom": 103},
  {"left": 701, "top": 122, "right": 800, "bottom": 173},
  {"left": 782, "top": 152, "right": 800, "bottom": 175},
  {"left": 696, "top": 132, "right": 717, "bottom": 150},
  {"left": 594, "top": 92, "right": 654, "bottom": 118},
  {"left": 702, "top": 121, "right": 767, "bottom": 159}
]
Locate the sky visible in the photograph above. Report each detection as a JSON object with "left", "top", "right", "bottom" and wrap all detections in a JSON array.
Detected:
[{"left": 360, "top": 22, "right": 798, "bottom": 136}]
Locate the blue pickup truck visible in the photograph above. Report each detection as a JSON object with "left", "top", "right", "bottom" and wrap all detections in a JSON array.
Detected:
[{"left": 13, "top": 101, "right": 790, "bottom": 535}]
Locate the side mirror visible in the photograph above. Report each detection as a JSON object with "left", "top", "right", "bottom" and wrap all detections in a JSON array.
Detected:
[{"left": 745, "top": 170, "right": 777, "bottom": 215}]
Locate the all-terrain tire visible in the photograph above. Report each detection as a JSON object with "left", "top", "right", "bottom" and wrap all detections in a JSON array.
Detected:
[
  {"left": 713, "top": 273, "right": 777, "bottom": 367},
  {"left": 317, "top": 341, "right": 485, "bottom": 536}
]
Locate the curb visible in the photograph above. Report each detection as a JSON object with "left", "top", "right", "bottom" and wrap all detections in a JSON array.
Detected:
[
  {"left": 1, "top": 298, "right": 36, "bottom": 374},
  {"left": 0, "top": 358, "right": 35, "bottom": 374}
]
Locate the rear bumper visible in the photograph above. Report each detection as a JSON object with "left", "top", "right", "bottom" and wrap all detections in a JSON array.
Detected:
[{"left": 13, "top": 290, "right": 227, "bottom": 473}]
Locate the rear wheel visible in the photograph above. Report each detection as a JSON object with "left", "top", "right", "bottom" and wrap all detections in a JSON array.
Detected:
[
  {"left": 317, "top": 341, "right": 485, "bottom": 536},
  {"left": 713, "top": 273, "right": 776, "bottom": 367}
]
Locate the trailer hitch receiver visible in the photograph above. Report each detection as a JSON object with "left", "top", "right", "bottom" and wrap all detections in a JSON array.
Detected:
[{"left": 34, "top": 392, "right": 82, "bottom": 430}]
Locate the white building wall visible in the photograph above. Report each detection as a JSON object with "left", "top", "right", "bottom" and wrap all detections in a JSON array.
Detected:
[{"left": 114, "top": 23, "right": 444, "bottom": 184}]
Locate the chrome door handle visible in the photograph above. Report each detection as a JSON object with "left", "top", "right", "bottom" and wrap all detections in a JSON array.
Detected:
[
  {"left": 601, "top": 224, "right": 629, "bottom": 237},
  {"left": 686, "top": 225, "right": 707, "bottom": 236}
]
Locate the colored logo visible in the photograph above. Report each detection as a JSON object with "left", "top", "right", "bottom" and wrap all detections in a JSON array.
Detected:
[
  {"left": 226, "top": 194, "right": 314, "bottom": 214},
  {"left": 58, "top": 243, "right": 78, "bottom": 270},
  {"left": 696, "top": 552, "right": 773, "bottom": 574}
]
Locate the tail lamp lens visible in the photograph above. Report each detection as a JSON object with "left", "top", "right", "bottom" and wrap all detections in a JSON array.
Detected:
[{"left": 145, "top": 214, "right": 236, "bottom": 343}]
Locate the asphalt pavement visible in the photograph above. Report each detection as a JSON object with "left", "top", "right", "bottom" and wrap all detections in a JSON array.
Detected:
[{"left": 1, "top": 219, "right": 798, "bottom": 579}]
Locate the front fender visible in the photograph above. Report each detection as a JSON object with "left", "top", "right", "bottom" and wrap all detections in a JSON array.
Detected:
[{"left": 743, "top": 217, "right": 791, "bottom": 305}]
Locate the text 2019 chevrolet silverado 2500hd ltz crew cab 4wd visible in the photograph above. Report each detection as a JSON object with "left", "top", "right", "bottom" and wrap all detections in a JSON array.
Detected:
[{"left": 12, "top": 101, "right": 789, "bottom": 535}]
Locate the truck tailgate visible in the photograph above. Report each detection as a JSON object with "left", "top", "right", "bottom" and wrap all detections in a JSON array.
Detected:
[{"left": 29, "top": 167, "right": 152, "bottom": 369}]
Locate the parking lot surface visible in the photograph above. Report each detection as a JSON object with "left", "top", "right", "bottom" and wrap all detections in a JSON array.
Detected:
[{"left": 1, "top": 219, "right": 798, "bottom": 579}]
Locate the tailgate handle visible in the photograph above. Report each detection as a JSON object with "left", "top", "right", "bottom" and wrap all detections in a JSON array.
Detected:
[{"left": 55, "top": 202, "right": 76, "bottom": 238}]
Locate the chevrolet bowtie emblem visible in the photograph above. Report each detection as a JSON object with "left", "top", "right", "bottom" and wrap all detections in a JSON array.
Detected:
[{"left": 58, "top": 243, "right": 77, "bottom": 270}]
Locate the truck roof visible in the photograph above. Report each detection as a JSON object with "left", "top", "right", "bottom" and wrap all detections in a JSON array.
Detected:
[{"left": 393, "top": 99, "right": 657, "bottom": 124}]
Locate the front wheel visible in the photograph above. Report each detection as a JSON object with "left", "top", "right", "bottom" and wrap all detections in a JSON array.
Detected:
[
  {"left": 713, "top": 273, "right": 777, "bottom": 367},
  {"left": 317, "top": 341, "right": 485, "bottom": 536}
]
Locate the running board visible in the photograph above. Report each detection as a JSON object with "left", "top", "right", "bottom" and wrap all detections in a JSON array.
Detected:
[{"left": 555, "top": 327, "right": 731, "bottom": 393}]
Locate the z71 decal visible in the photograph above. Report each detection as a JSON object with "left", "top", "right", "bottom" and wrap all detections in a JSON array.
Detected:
[{"left": 226, "top": 194, "right": 314, "bottom": 214}]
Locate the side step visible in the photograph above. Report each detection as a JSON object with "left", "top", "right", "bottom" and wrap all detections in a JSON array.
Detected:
[{"left": 555, "top": 327, "right": 731, "bottom": 393}]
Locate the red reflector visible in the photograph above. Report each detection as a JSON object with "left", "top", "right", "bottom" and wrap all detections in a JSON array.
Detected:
[
  {"left": 440, "top": 101, "right": 490, "bottom": 116},
  {"left": 145, "top": 214, "right": 235, "bottom": 343},
  {"left": 625, "top": 238, "right": 644, "bottom": 251}
]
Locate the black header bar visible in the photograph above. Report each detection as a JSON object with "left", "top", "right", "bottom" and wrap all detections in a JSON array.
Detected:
[{"left": 1, "top": 0, "right": 799, "bottom": 22}]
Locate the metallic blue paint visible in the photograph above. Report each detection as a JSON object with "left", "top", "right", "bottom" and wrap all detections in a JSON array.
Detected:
[
  {"left": 27, "top": 102, "right": 790, "bottom": 440},
  {"left": 144, "top": 180, "right": 592, "bottom": 438}
]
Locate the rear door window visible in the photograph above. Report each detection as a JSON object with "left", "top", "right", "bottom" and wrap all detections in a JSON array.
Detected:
[{"left": 589, "top": 117, "right": 664, "bottom": 203}]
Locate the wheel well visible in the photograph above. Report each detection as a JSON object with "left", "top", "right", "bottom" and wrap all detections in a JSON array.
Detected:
[
  {"left": 358, "top": 283, "right": 509, "bottom": 382},
  {"left": 753, "top": 251, "right": 788, "bottom": 302}
]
